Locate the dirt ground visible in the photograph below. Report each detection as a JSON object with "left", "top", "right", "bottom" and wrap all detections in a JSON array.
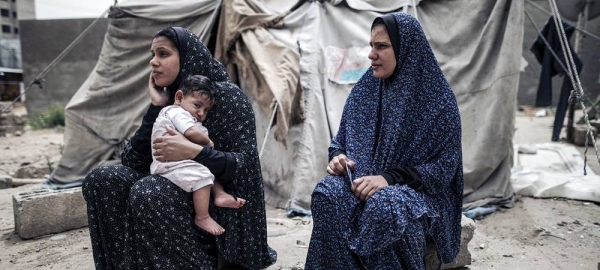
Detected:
[{"left": 0, "top": 108, "right": 599, "bottom": 269}]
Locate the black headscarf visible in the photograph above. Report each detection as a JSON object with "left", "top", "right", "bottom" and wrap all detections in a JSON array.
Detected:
[
  {"left": 372, "top": 14, "right": 401, "bottom": 78},
  {"left": 165, "top": 27, "right": 230, "bottom": 102}
]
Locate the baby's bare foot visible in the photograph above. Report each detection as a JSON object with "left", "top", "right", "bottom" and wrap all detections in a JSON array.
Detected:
[
  {"left": 195, "top": 215, "right": 225, "bottom": 235},
  {"left": 214, "top": 193, "right": 246, "bottom": 209}
]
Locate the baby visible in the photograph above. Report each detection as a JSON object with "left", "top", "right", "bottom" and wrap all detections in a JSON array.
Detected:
[{"left": 150, "top": 74, "right": 246, "bottom": 235}]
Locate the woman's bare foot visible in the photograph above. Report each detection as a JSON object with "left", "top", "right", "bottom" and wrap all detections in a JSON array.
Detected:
[
  {"left": 195, "top": 215, "right": 225, "bottom": 235},
  {"left": 214, "top": 193, "right": 246, "bottom": 208}
]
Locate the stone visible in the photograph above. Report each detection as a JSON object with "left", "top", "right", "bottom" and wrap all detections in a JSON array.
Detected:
[
  {"left": 573, "top": 125, "right": 597, "bottom": 146},
  {"left": 0, "top": 174, "right": 13, "bottom": 189},
  {"left": 13, "top": 187, "right": 88, "bottom": 239},
  {"left": 425, "top": 215, "right": 475, "bottom": 270},
  {"left": 13, "top": 165, "right": 50, "bottom": 179}
]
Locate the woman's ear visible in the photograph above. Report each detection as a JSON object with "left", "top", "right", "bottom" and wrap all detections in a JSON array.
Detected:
[{"left": 174, "top": 90, "right": 184, "bottom": 104}]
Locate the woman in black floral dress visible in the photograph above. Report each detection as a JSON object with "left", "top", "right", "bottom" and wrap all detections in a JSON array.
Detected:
[{"left": 82, "top": 27, "right": 276, "bottom": 270}]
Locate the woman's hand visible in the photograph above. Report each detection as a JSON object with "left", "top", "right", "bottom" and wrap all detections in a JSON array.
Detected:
[
  {"left": 153, "top": 126, "right": 203, "bottom": 162},
  {"left": 149, "top": 73, "right": 170, "bottom": 106},
  {"left": 351, "top": 175, "right": 388, "bottom": 201},
  {"left": 327, "top": 154, "right": 355, "bottom": 176}
]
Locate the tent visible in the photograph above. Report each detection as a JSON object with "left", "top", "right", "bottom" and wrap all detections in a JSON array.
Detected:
[{"left": 51, "top": 0, "right": 523, "bottom": 212}]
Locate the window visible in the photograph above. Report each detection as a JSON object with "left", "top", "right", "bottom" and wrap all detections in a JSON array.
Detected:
[
  {"left": 0, "top": 9, "right": 9, "bottom": 17},
  {"left": 12, "top": 12, "right": 16, "bottom": 19},
  {"left": 2, "top": 25, "right": 10, "bottom": 33},
  {"left": 13, "top": 27, "right": 17, "bottom": 34}
]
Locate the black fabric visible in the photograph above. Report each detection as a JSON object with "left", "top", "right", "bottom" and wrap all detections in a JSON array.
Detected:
[
  {"left": 530, "top": 17, "right": 581, "bottom": 107},
  {"left": 381, "top": 167, "right": 424, "bottom": 192},
  {"left": 552, "top": 63, "right": 583, "bottom": 141},
  {"left": 193, "top": 147, "right": 236, "bottom": 185},
  {"left": 83, "top": 164, "right": 218, "bottom": 269},
  {"left": 329, "top": 149, "right": 347, "bottom": 161},
  {"left": 530, "top": 17, "right": 583, "bottom": 141},
  {"left": 130, "top": 104, "right": 163, "bottom": 158},
  {"left": 373, "top": 14, "right": 400, "bottom": 65},
  {"left": 166, "top": 27, "right": 190, "bottom": 98}
]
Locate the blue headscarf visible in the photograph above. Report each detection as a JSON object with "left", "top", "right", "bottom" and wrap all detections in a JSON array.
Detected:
[{"left": 330, "top": 12, "right": 464, "bottom": 262}]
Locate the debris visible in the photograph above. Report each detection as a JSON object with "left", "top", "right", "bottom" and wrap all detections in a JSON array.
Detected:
[
  {"left": 479, "top": 244, "right": 485, "bottom": 249},
  {"left": 503, "top": 254, "right": 513, "bottom": 258},
  {"left": 0, "top": 174, "right": 12, "bottom": 189},
  {"left": 535, "top": 109, "right": 547, "bottom": 117},
  {"left": 297, "top": 219, "right": 311, "bottom": 225},
  {"left": 541, "top": 233, "right": 566, "bottom": 241},
  {"left": 50, "top": 234, "right": 66, "bottom": 241},
  {"left": 295, "top": 240, "right": 308, "bottom": 248},
  {"left": 518, "top": 144, "right": 538, "bottom": 154},
  {"left": 557, "top": 221, "right": 567, "bottom": 226},
  {"left": 573, "top": 220, "right": 582, "bottom": 226},
  {"left": 593, "top": 222, "right": 600, "bottom": 226},
  {"left": 583, "top": 202, "right": 590, "bottom": 206}
]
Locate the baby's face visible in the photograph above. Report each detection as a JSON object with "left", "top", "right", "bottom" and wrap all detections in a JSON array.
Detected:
[{"left": 179, "top": 92, "right": 214, "bottom": 122}]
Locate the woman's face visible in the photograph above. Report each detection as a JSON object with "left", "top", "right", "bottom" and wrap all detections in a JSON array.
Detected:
[
  {"left": 368, "top": 25, "right": 396, "bottom": 79},
  {"left": 150, "top": 36, "right": 180, "bottom": 87}
]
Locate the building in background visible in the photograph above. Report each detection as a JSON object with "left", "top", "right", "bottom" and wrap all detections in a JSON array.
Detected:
[{"left": 0, "top": 0, "right": 35, "bottom": 101}]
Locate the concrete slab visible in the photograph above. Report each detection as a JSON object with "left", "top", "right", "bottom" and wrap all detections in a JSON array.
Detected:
[{"left": 13, "top": 187, "right": 87, "bottom": 239}]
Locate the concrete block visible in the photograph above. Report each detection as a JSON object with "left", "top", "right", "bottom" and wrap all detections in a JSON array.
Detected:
[
  {"left": 0, "top": 174, "right": 12, "bottom": 189},
  {"left": 425, "top": 215, "right": 475, "bottom": 270},
  {"left": 13, "top": 187, "right": 88, "bottom": 239},
  {"left": 573, "top": 125, "right": 597, "bottom": 146}
]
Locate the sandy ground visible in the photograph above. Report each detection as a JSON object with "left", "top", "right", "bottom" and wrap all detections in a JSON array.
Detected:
[{"left": 0, "top": 109, "right": 599, "bottom": 269}]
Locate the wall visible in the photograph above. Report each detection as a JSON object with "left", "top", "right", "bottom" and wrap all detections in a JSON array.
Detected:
[{"left": 20, "top": 18, "right": 108, "bottom": 116}]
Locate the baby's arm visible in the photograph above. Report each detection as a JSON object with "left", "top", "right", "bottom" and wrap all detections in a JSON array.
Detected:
[
  {"left": 167, "top": 106, "right": 214, "bottom": 147},
  {"left": 184, "top": 126, "right": 213, "bottom": 146}
]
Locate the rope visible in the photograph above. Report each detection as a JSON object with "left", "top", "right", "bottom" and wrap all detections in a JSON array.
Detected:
[
  {"left": 1, "top": 9, "right": 109, "bottom": 114},
  {"left": 547, "top": 0, "right": 600, "bottom": 174},
  {"left": 526, "top": 0, "right": 600, "bottom": 42},
  {"left": 259, "top": 101, "right": 278, "bottom": 159}
]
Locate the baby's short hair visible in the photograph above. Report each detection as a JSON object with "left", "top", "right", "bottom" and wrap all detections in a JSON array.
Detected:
[{"left": 180, "top": 75, "right": 215, "bottom": 100}]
